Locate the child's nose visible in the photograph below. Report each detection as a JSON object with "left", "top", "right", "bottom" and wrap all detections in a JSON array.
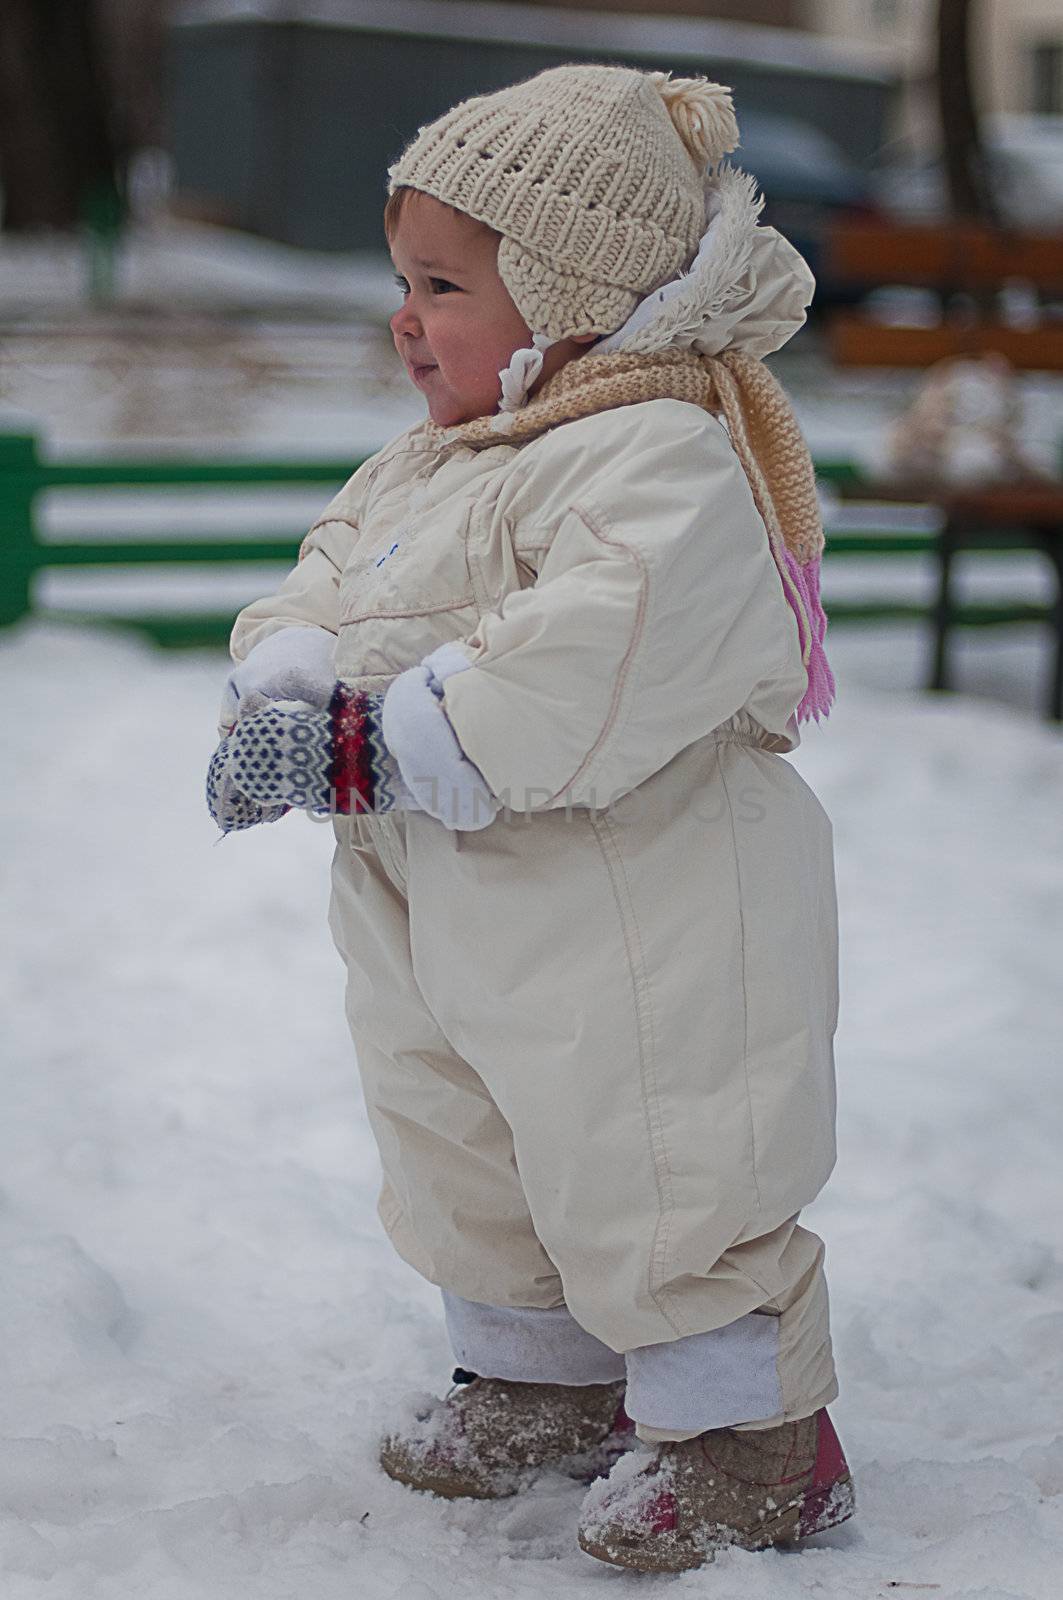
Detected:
[{"left": 390, "top": 301, "right": 421, "bottom": 340}]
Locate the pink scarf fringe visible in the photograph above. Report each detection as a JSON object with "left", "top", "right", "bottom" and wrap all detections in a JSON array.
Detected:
[{"left": 779, "top": 546, "right": 836, "bottom": 724}]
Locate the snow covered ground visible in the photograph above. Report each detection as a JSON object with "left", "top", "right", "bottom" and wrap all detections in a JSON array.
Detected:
[{"left": 2, "top": 615, "right": 1062, "bottom": 1599}]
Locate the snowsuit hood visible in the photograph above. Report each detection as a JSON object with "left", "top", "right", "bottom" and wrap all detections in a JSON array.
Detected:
[{"left": 593, "top": 162, "right": 816, "bottom": 363}]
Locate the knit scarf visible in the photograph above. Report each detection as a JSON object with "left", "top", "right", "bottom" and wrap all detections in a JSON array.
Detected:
[{"left": 434, "top": 346, "right": 835, "bottom": 724}]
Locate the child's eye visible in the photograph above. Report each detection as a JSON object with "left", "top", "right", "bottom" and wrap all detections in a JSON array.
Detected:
[
  {"left": 392, "top": 272, "right": 409, "bottom": 295},
  {"left": 429, "top": 278, "right": 458, "bottom": 294}
]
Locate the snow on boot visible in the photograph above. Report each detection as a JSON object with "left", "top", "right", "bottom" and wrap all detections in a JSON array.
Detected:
[
  {"left": 379, "top": 1368, "right": 634, "bottom": 1500},
  {"left": 577, "top": 1406, "right": 855, "bottom": 1572}
]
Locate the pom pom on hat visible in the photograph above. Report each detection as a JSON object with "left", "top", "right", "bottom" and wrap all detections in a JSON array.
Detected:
[{"left": 649, "top": 72, "right": 739, "bottom": 173}]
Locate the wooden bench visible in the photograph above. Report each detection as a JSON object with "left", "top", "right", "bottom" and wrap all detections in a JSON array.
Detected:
[
  {"left": 831, "top": 475, "right": 1063, "bottom": 719},
  {"left": 826, "top": 219, "right": 1063, "bottom": 371}
]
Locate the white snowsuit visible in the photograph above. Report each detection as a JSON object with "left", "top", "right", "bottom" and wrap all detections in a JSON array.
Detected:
[{"left": 228, "top": 191, "right": 841, "bottom": 1437}]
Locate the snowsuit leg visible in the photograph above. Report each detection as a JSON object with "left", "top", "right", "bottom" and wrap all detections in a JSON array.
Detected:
[
  {"left": 327, "top": 810, "right": 563, "bottom": 1309},
  {"left": 328, "top": 735, "right": 839, "bottom": 1429},
  {"left": 400, "top": 738, "right": 839, "bottom": 1423}
]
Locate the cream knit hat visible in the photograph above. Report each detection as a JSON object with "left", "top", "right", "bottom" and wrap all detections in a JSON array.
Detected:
[{"left": 386, "top": 63, "right": 740, "bottom": 343}]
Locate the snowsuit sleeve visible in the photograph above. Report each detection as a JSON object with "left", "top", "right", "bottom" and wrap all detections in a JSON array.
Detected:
[
  {"left": 437, "top": 401, "right": 804, "bottom": 811},
  {"left": 228, "top": 452, "right": 377, "bottom": 663}
]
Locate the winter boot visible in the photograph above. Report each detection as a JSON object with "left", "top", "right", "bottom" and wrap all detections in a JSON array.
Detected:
[
  {"left": 577, "top": 1406, "right": 855, "bottom": 1572},
  {"left": 379, "top": 1367, "right": 634, "bottom": 1499}
]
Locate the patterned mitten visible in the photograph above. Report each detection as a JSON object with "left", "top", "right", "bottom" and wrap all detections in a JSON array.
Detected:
[
  {"left": 206, "top": 738, "right": 292, "bottom": 834},
  {"left": 206, "top": 683, "right": 419, "bottom": 833}
]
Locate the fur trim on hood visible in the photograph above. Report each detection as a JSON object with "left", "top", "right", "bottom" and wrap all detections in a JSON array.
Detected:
[{"left": 595, "top": 163, "right": 816, "bottom": 361}]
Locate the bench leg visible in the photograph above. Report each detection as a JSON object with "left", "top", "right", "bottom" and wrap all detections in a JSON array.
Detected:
[
  {"left": 928, "top": 531, "right": 957, "bottom": 694},
  {"left": 1046, "top": 536, "right": 1063, "bottom": 723}
]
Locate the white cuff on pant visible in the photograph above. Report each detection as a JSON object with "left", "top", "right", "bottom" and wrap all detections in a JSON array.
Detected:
[
  {"left": 442, "top": 1293, "right": 783, "bottom": 1435},
  {"left": 441, "top": 1291, "right": 626, "bottom": 1386},
  {"left": 624, "top": 1311, "right": 783, "bottom": 1434}
]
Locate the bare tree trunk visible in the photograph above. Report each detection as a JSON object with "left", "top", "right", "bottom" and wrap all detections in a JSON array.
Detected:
[
  {"left": 936, "top": 0, "right": 998, "bottom": 225},
  {"left": 0, "top": 0, "right": 124, "bottom": 231}
]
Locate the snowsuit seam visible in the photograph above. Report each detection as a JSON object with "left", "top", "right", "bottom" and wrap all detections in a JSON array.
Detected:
[
  {"left": 298, "top": 518, "right": 359, "bottom": 570},
  {"left": 303, "top": 435, "right": 431, "bottom": 554},
  {"left": 715, "top": 752, "right": 763, "bottom": 1213},
  {"left": 588, "top": 808, "right": 685, "bottom": 1340},
  {"left": 544, "top": 500, "right": 649, "bottom": 805},
  {"left": 341, "top": 597, "right": 477, "bottom": 625},
  {"left": 462, "top": 498, "right": 481, "bottom": 611},
  {"left": 304, "top": 514, "right": 360, "bottom": 539}
]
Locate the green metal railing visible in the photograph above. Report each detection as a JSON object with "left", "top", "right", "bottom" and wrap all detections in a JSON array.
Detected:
[
  {"left": 0, "top": 432, "right": 1048, "bottom": 649},
  {"left": 0, "top": 432, "right": 363, "bottom": 648}
]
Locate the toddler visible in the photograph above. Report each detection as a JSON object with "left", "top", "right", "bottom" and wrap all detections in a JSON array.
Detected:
[{"left": 207, "top": 63, "right": 854, "bottom": 1573}]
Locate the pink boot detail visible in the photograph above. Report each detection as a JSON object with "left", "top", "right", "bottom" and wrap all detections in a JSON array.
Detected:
[{"left": 577, "top": 1406, "right": 855, "bottom": 1573}]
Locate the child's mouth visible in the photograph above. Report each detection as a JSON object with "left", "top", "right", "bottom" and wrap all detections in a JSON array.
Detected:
[{"left": 410, "top": 362, "right": 438, "bottom": 385}]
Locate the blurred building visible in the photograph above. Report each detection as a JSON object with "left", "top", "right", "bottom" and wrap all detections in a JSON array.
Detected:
[
  {"left": 479, "top": 0, "right": 805, "bottom": 20},
  {"left": 167, "top": 0, "right": 896, "bottom": 250},
  {"left": 805, "top": 0, "right": 1063, "bottom": 144}
]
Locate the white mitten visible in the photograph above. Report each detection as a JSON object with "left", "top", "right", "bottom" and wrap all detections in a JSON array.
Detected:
[
  {"left": 381, "top": 642, "right": 502, "bottom": 832},
  {"left": 217, "top": 626, "right": 337, "bottom": 740}
]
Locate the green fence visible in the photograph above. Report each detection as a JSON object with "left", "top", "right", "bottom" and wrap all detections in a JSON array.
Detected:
[
  {"left": 0, "top": 431, "right": 1047, "bottom": 650},
  {"left": 0, "top": 432, "right": 362, "bottom": 649}
]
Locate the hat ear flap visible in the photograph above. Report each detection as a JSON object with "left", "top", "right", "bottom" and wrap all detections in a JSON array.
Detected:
[{"left": 496, "top": 234, "right": 638, "bottom": 343}]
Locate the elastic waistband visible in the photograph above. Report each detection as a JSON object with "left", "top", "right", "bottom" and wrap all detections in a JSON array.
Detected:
[
  {"left": 713, "top": 729, "right": 766, "bottom": 750},
  {"left": 711, "top": 710, "right": 790, "bottom": 753}
]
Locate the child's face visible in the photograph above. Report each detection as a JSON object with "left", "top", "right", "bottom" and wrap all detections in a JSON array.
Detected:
[{"left": 388, "top": 191, "right": 589, "bottom": 426}]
